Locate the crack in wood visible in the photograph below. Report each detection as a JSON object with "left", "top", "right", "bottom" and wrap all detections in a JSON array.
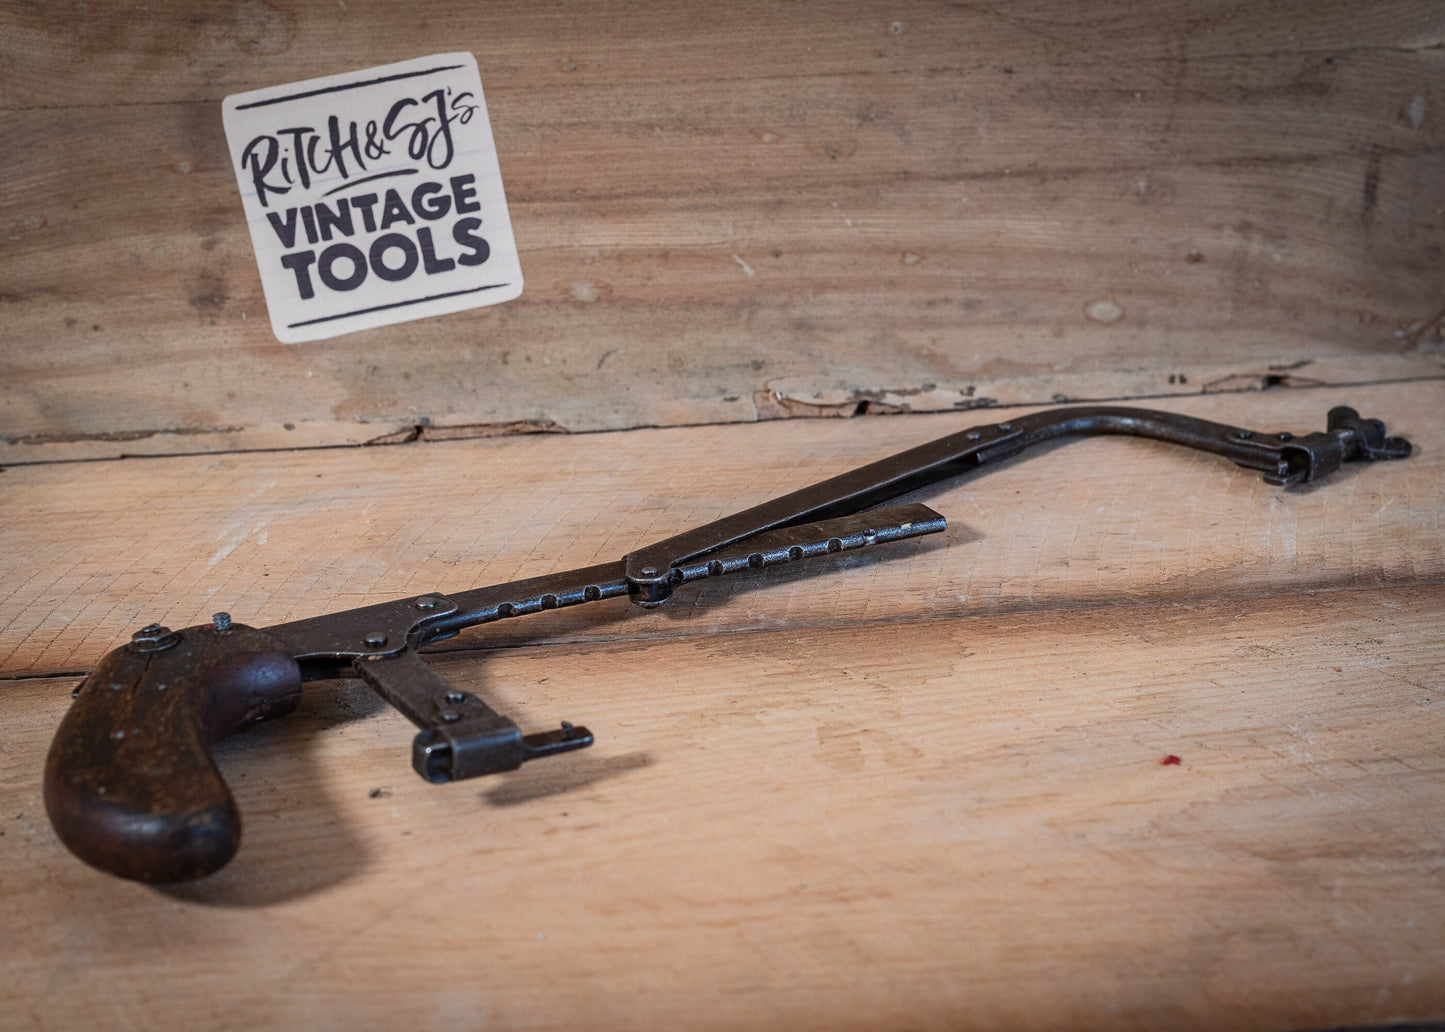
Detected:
[
  {"left": 361, "top": 419, "right": 570, "bottom": 447},
  {"left": 2, "top": 425, "right": 245, "bottom": 447},
  {"left": 5, "top": 374, "right": 1444, "bottom": 469}
]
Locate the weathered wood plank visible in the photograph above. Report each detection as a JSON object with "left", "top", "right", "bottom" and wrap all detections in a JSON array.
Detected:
[
  {"left": 4, "top": 583, "right": 1443, "bottom": 1030},
  {"left": 4, "top": 0, "right": 1441, "bottom": 108},
  {"left": 2, "top": 0, "right": 1441, "bottom": 461},
  {"left": 2, "top": 382, "right": 1437, "bottom": 678}
]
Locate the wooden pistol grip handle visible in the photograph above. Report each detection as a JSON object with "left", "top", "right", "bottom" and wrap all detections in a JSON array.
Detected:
[{"left": 43, "top": 624, "right": 302, "bottom": 883}]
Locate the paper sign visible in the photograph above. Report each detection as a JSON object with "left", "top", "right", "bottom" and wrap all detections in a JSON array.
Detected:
[{"left": 222, "top": 53, "right": 522, "bottom": 343}]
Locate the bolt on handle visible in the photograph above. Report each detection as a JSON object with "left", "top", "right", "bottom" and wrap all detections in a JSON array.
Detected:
[{"left": 43, "top": 622, "right": 303, "bottom": 883}]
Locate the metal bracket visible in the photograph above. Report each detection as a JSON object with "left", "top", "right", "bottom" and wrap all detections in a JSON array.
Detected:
[{"left": 353, "top": 648, "right": 591, "bottom": 783}]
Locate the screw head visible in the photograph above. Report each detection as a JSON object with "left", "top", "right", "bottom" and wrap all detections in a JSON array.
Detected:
[
  {"left": 212, "top": 612, "right": 232, "bottom": 631},
  {"left": 415, "top": 595, "right": 443, "bottom": 610},
  {"left": 130, "top": 623, "right": 179, "bottom": 652},
  {"left": 363, "top": 632, "right": 388, "bottom": 647}
]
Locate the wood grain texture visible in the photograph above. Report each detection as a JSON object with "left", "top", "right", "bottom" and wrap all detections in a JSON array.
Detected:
[
  {"left": 2, "top": 0, "right": 1442, "bottom": 461},
  {"left": 1, "top": 383, "right": 1439, "bottom": 679},
  {"left": 2, "top": 3, "right": 1442, "bottom": 1025},
  {"left": 3, "top": 584, "right": 1443, "bottom": 1030},
  {"left": 2, "top": 381, "right": 1442, "bottom": 1029}
]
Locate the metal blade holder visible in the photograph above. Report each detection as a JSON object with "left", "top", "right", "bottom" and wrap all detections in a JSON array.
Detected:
[{"left": 265, "top": 403, "right": 1409, "bottom": 782}]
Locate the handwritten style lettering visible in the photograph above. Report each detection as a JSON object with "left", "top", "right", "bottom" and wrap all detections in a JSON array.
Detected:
[{"left": 240, "top": 88, "right": 478, "bottom": 207}]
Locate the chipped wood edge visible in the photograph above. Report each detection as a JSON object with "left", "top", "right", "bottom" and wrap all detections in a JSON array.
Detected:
[{"left": 3, "top": 352, "right": 1441, "bottom": 465}]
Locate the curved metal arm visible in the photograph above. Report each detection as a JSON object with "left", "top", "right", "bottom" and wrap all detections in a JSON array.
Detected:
[{"left": 623, "top": 404, "right": 1411, "bottom": 603}]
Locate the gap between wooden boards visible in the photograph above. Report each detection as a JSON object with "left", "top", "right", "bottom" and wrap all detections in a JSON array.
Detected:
[{"left": 3, "top": 373, "right": 1443, "bottom": 470}]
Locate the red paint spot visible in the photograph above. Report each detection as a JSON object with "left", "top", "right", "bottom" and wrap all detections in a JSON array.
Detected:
[{"left": 1161, "top": 754, "right": 1182, "bottom": 766}]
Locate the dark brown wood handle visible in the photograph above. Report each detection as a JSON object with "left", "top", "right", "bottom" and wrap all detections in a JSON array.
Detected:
[{"left": 43, "top": 623, "right": 303, "bottom": 883}]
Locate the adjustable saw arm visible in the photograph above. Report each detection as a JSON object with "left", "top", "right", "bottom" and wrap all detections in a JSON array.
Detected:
[{"left": 44, "top": 404, "right": 1410, "bottom": 882}]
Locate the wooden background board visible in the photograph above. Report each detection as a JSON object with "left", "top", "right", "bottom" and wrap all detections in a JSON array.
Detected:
[
  {"left": 2, "top": 384, "right": 1443, "bottom": 1030},
  {"left": 2, "top": 0, "right": 1443, "bottom": 462}
]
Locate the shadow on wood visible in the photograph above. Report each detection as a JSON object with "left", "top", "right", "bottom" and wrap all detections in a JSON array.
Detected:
[{"left": 156, "top": 680, "right": 383, "bottom": 907}]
